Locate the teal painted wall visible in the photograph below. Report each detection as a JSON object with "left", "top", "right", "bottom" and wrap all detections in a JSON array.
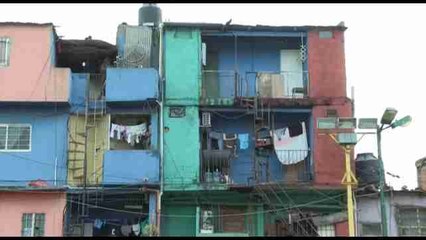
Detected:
[
  {"left": 161, "top": 205, "right": 196, "bottom": 236},
  {"left": 164, "top": 28, "right": 201, "bottom": 105},
  {"left": 163, "top": 106, "right": 200, "bottom": 191}
]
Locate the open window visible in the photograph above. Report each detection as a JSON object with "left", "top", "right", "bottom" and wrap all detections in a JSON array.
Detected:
[
  {"left": 109, "top": 114, "right": 151, "bottom": 150},
  {"left": 198, "top": 205, "right": 249, "bottom": 236}
]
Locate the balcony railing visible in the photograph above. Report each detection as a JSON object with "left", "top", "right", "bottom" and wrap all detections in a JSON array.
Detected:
[
  {"left": 200, "top": 149, "right": 233, "bottom": 185},
  {"left": 254, "top": 149, "right": 312, "bottom": 184},
  {"left": 200, "top": 70, "right": 238, "bottom": 105},
  {"left": 242, "top": 71, "right": 309, "bottom": 99}
]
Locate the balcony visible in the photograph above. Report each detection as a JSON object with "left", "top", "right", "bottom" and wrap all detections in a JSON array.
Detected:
[
  {"left": 244, "top": 71, "right": 309, "bottom": 99},
  {"left": 105, "top": 68, "right": 158, "bottom": 103},
  {"left": 102, "top": 150, "right": 160, "bottom": 185},
  {"left": 200, "top": 70, "right": 238, "bottom": 106}
]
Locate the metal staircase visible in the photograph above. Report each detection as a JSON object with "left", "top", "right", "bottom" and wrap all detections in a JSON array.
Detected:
[{"left": 67, "top": 74, "right": 106, "bottom": 222}]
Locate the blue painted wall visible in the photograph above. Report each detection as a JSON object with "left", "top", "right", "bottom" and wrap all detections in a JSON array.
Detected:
[
  {"left": 207, "top": 111, "right": 311, "bottom": 185},
  {"left": 0, "top": 106, "right": 68, "bottom": 187},
  {"left": 106, "top": 68, "right": 159, "bottom": 102},
  {"left": 103, "top": 150, "right": 160, "bottom": 185},
  {"left": 203, "top": 37, "right": 307, "bottom": 98},
  {"left": 70, "top": 73, "right": 88, "bottom": 113}
]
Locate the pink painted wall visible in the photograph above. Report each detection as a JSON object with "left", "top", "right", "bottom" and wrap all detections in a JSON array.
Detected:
[
  {"left": 0, "top": 25, "right": 70, "bottom": 102},
  {"left": 0, "top": 191, "right": 66, "bottom": 236}
]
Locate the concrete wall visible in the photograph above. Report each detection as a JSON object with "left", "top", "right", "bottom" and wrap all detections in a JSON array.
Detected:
[
  {"left": 307, "top": 29, "right": 347, "bottom": 98},
  {"left": 103, "top": 150, "right": 160, "bottom": 184},
  {"left": 164, "top": 28, "right": 201, "bottom": 105},
  {"left": 0, "top": 106, "right": 68, "bottom": 187},
  {"left": 0, "top": 25, "right": 70, "bottom": 102},
  {"left": 312, "top": 101, "right": 353, "bottom": 186},
  {"left": 0, "top": 191, "right": 66, "bottom": 236},
  {"left": 163, "top": 106, "right": 200, "bottom": 190},
  {"left": 357, "top": 191, "right": 426, "bottom": 236},
  {"left": 106, "top": 68, "right": 158, "bottom": 102}
]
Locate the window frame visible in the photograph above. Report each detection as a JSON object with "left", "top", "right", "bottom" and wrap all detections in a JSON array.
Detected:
[
  {"left": 318, "top": 224, "right": 336, "bottom": 237},
  {"left": 0, "top": 124, "right": 32, "bottom": 152},
  {"left": 0, "top": 37, "right": 11, "bottom": 67},
  {"left": 21, "top": 213, "right": 45, "bottom": 237},
  {"left": 397, "top": 207, "right": 426, "bottom": 236},
  {"left": 360, "top": 223, "right": 382, "bottom": 236}
]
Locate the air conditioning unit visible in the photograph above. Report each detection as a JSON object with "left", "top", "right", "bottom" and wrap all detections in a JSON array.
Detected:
[{"left": 201, "top": 112, "right": 211, "bottom": 127}]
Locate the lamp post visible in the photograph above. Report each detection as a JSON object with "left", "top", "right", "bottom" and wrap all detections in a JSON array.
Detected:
[{"left": 377, "top": 108, "right": 412, "bottom": 236}]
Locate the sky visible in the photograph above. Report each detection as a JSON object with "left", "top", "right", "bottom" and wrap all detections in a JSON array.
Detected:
[{"left": 1, "top": 3, "right": 424, "bottom": 190}]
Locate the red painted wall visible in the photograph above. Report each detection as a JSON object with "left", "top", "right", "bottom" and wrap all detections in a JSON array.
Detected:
[
  {"left": 308, "top": 30, "right": 347, "bottom": 98},
  {"left": 335, "top": 221, "right": 349, "bottom": 236},
  {"left": 313, "top": 101, "right": 354, "bottom": 187}
]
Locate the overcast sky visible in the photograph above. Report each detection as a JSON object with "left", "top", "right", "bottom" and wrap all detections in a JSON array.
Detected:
[{"left": 1, "top": 4, "right": 424, "bottom": 190}]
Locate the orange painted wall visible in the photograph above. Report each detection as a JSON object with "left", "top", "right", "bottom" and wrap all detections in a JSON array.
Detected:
[
  {"left": 0, "top": 191, "right": 66, "bottom": 236},
  {"left": 0, "top": 25, "right": 70, "bottom": 102}
]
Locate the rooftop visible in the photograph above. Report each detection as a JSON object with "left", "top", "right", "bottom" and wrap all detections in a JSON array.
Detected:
[
  {"left": 0, "top": 22, "right": 54, "bottom": 27},
  {"left": 163, "top": 21, "right": 347, "bottom": 32}
]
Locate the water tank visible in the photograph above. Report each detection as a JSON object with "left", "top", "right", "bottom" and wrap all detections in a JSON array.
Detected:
[
  {"left": 139, "top": 4, "right": 162, "bottom": 27},
  {"left": 416, "top": 158, "right": 426, "bottom": 191},
  {"left": 355, "top": 153, "right": 380, "bottom": 186}
]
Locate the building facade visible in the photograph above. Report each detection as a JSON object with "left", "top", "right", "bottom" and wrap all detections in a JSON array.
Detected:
[
  {"left": 160, "top": 22, "right": 353, "bottom": 236},
  {"left": 0, "top": 23, "right": 69, "bottom": 237},
  {"left": 0, "top": 5, "right": 356, "bottom": 237}
]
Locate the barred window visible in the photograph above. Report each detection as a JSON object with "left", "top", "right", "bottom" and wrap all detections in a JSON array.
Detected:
[
  {"left": 22, "top": 213, "right": 45, "bottom": 237},
  {"left": 0, "top": 124, "right": 31, "bottom": 151},
  {"left": 318, "top": 224, "right": 335, "bottom": 237},
  {"left": 0, "top": 37, "right": 11, "bottom": 66},
  {"left": 361, "top": 223, "right": 381, "bottom": 236},
  {"left": 398, "top": 207, "right": 426, "bottom": 236}
]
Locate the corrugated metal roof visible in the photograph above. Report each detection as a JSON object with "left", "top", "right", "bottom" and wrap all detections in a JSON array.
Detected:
[
  {"left": 163, "top": 22, "right": 347, "bottom": 32},
  {"left": 0, "top": 22, "right": 54, "bottom": 27}
]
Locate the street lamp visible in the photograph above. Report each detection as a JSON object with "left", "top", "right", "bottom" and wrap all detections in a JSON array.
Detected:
[{"left": 377, "top": 108, "right": 412, "bottom": 237}]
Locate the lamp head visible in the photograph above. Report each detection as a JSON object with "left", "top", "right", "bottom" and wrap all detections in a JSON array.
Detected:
[{"left": 381, "top": 107, "right": 398, "bottom": 125}]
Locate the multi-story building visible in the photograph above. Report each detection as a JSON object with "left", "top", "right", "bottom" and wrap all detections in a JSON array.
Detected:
[
  {"left": 0, "top": 22, "right": 70, "bottom": 236},
  {"left": 160, "top": 19, "right": 353, "bottom": 236},
  {"left": 0, "top": 4, "right": 356, "bottom": 237},
  {"left": 58, "top": 20, "right": 162, "bottom": 237}
]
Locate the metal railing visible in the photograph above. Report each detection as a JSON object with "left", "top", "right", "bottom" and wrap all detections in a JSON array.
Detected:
[
  {"left": 201, "top": 70, "right": 239, "bottom": 100},
  {"left": 200, "top": 149, "right": 233, "bottom": 184},
  {"left": 241, "top": 71, "right": 309, "bottom": 99},
  {"left": 254, "top": 149, "right": 312, "bottom": 184}
]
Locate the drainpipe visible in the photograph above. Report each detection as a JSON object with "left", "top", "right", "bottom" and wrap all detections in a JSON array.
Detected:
[{"left": 157, "top": 21, "right": 164, "bottom": 234}]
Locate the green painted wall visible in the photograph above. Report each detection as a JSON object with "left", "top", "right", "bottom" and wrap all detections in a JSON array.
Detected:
[
  {"left": 163, "top": 106, "right": 200, "bottom": 191},
  {"left": 164, "top": 27, "right": 201, "bottom": 105},
  {"left": 161, "top": 205, "right": 196, "bottom": 236}
]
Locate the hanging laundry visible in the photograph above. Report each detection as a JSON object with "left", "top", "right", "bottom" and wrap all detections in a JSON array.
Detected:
[
  {"left": 238, "top": 133, "right": 249, "bottom": 150},
  {"left": 120, "top": 225, "right": 132, "bottom": 236},
  {"left": 110, "top": 124, "right": 120, "bottom": 139},
  {"left": 273, "top": 121, "right": 308, "bottom": 165},
  {"left": 288, "top": 121, "right": 303, "bottom": 137},
  {"left": 132, "top": 224, "right": 141, "bottom": 236},
  {"left": 93, "top": 219, "right": 104, "bottom": 230}
]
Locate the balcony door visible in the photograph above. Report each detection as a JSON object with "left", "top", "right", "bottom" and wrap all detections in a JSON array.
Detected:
[{"left": 280, "top": 50, "right": 304, "bottom": 98}]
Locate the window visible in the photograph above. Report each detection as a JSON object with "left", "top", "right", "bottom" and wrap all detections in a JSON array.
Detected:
[
  {"left": 361, "top": 223, "right": 381, "bottom": 236},
  {"left": 21, "top": 213, "right": 45, "bottom": 237},
  {"left": 326, "top": 109, "right": 338, "bottom": 118},
  {"left": 319, "top": 31, "right": 333, "bottom": 39},
  {"left": 398, "top": 207, "right": 426, "bottom": 236},
  {"left": 0, "top": 37, "right": 11, "bottom": 67},
  {"left": 318, "top": 224, "right": 335, "bottom": 237},
  {"left": 0, "top": 124, "right": 31, "bottom": 151}
]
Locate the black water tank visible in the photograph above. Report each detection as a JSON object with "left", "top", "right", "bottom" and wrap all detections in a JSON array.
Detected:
[
  {"left": 139, "top": 4, "right": 162, "bottom": 27},
  {"left": 355, "top": 153, "right": 380, "bottom": 186}
]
